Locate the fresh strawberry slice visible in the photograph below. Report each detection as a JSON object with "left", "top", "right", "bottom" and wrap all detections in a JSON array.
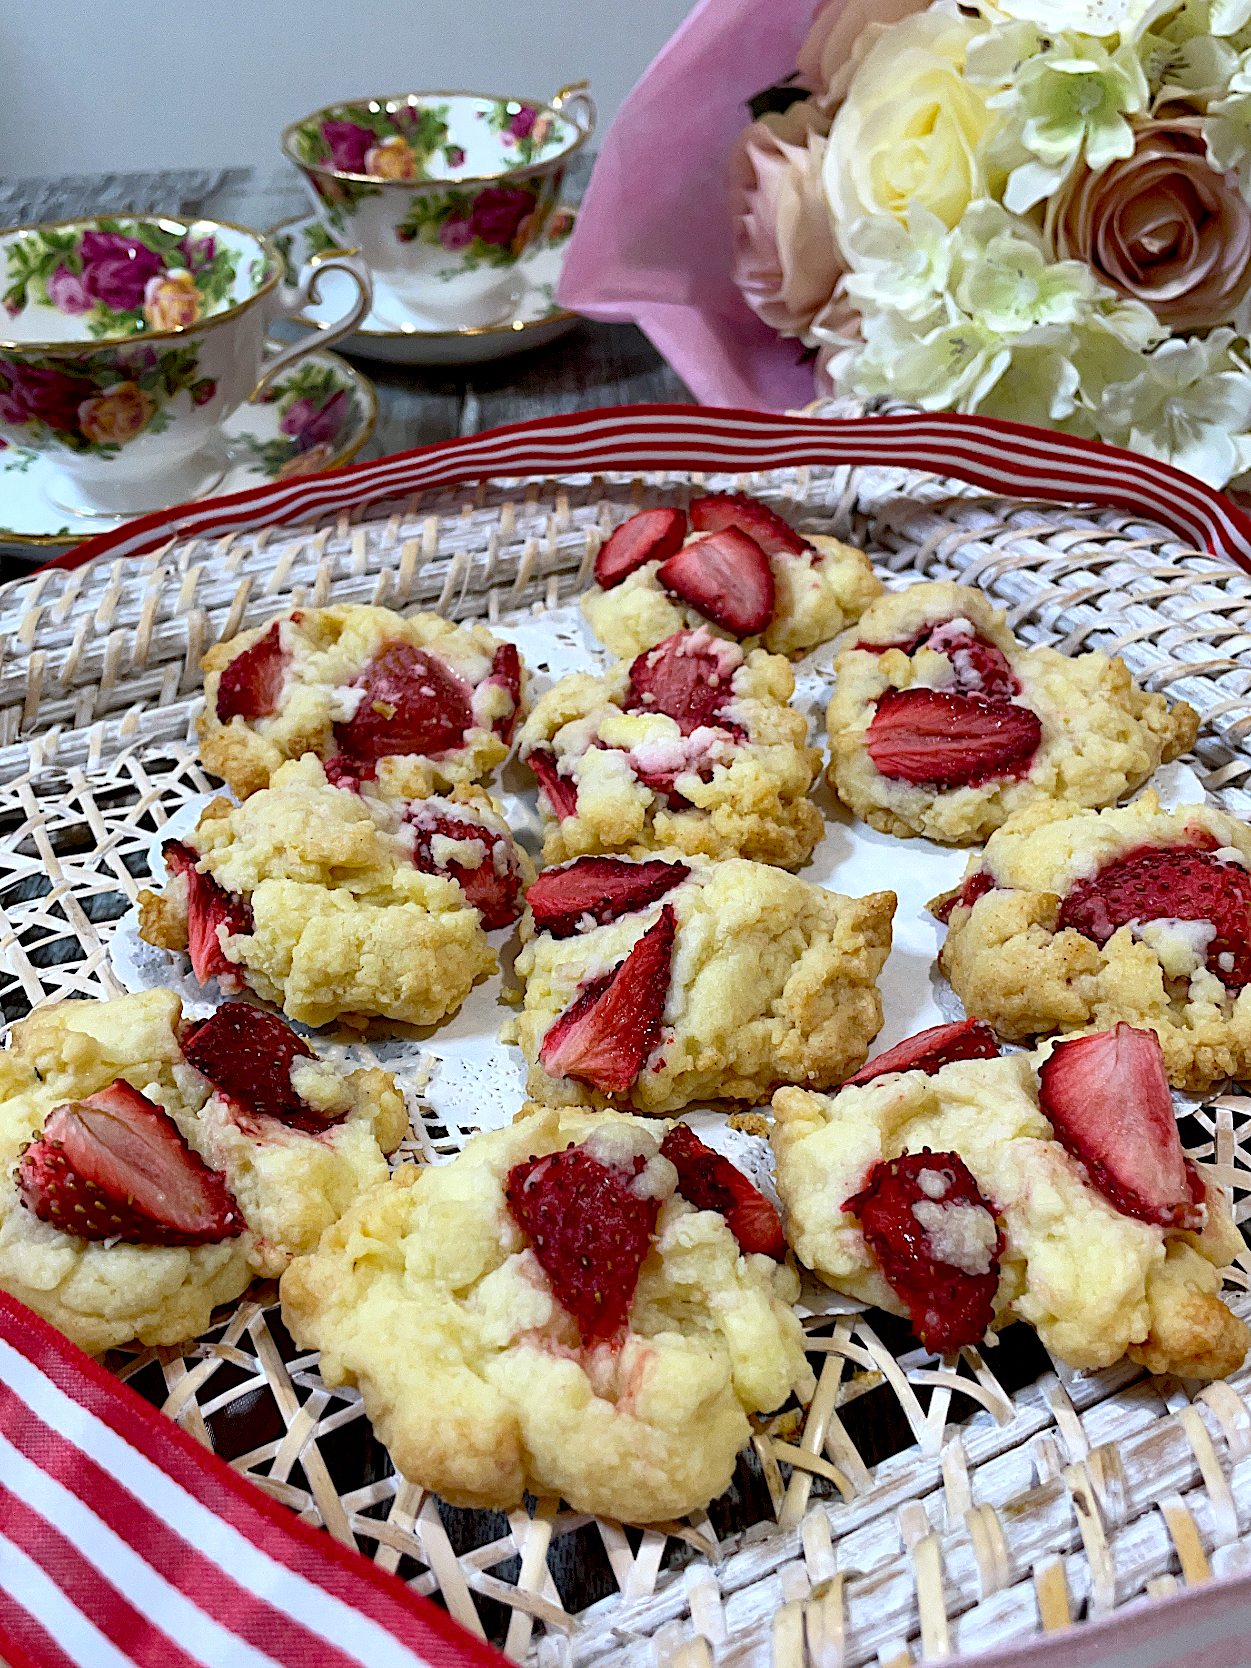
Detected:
[
  {"left": 485, "top": 642, "right": 522, "bottom": 742},
  {"left": 844, "top": 1019, "right": 1000, "bottom": 1087},
  {"left": 844, "top": 1149, "right": 1003, "bottom": 1354},
  {"left": 18, "top": 1079, "right": 244, "bottom": 1245},
  {"left": 1057, "top": 843, "right": 1251, "bottom": 989},
  {"left": 866, "top": 689, "right": 1042, "bottom": 787},
  {"left": 527, "top": 749, "right": 578, "bottom": 820},
  {"left": 624, "top": 629, "right": 743, "bottom": 737},
  {"left": 659, "top": 1123, "right": 786, "bottom": 1258},
  {"left": 657, "top": 527, "right": 776, "bottom": 636},
  {"left": 540, "top": 905, "right": 676, "bottom": 1094},
  {"left": 594, "top": 507, "right": 688, "bottom": 589},
  {"left": 528, "top": 855, "right": 689, "bottom": 938},
  {"left": 689, "top": 492, "right": 811, "bottom": 558},
  {"left": 182, "top": 1003, "right": 339, "bottom": 1135},
  {"left": 162, "top": 840, "right": 252, "bottom": 987},
  {"left": 216, "top": 623, "right": 287, "bottom": 723},
  {"left": 1037, "top": 1023, "right": 1205, "bottom": 1228},
  {"left": 506, "top": 1143, "right": 659, "bottom": 1339},
  {"left": 331, "top": 642, "right": 474, "bottom": 776},
  {"left": 407, "top": 809, "right": 524, "bottom": 930}
]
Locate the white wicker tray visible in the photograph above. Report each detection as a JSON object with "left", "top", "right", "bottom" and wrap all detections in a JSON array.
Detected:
[{"left": 4, "top": 434, "right": 1251, "bottom": 1668}]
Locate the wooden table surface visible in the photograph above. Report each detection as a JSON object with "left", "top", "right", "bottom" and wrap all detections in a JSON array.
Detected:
[{"left": 0, "top": 161, "right": 694, "bottom": 581}]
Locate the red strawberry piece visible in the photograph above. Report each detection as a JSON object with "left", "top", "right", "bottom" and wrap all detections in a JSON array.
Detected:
[
  {"left": 539, "top": 904, "right": 676, "bottom": 1094},
  {"left": 866, "top": 689, "right": 1042, "bottom": 787},
  {"left": 528, "top": 855, "right": 690, "bottom": 938},
  {"left": 921, "top": 622, "right": 1019, "bottom": 700},
  {"left": 1057, "top": 843, "right": 1251, "bottom": 989},
  {"left": 689, "top": 492, "right": 811, "bottom": 558},
  {"left": 624, "top": 629, "right": 743, "bottom": 737},
  {"left": 657, "top": 527, "right": 776, "bottom": 636},
  {"left": 844, "top": 1149, "right": 1003, "bottom": 1354},
  {"left": 932, "top": 869, "right": 996, "bottom": 925},
  {"left": 18, "top": 1079, "right": 244, "bottom": 1246},
  {"left": 844, "top": 1019, "right": 1000, "bottom": 1088},
  {"left": 1037, "top": 1023, "right": 1205, "bottom": 1228},
  {"left": 659, "top": 1123, "right": 785, "bottom": 1258},
  {"left": 527, "top": 748, "right": 578, "bottom": 821},
  {"left": 162, "top": 840, "right": 252, "bottom": 987},
  {"left": 506, "top": 1143, "right": 659, "bottom": 1340},
  {"left": 594, "top": 506, "right": 688, "bottom": 590},
  {"left": 182, "top": 1002, "right": 340, "bottom": 1135},
  {"left": 407, "top": 809, "right": 524, "bottom": 930},
  {"left": 216, "top": 623, "right": 287, "bottom": 723},
  {"left": 485, "top": 642, "right": 522, "bottom": 742},
  {"left": 331, "top": 642, "right": 474, "bottom": 777}
]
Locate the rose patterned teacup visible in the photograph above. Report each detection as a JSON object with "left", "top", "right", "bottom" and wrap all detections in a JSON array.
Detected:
[
  {"left": 0, "top": 214, "right": 371, "bottom": 515},
  {"left": 282, "top": 84, "right": 594, "bottom": 328}
]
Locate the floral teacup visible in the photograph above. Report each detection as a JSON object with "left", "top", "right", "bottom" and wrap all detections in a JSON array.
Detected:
[
  {"left": 0, "top": 214, "right": 371, "bottom": 515},
  {"left": 282, "top": 84, "right": 594, "bottom": 328}
]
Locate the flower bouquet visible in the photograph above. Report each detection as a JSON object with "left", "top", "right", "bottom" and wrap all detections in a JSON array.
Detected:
[{"left": 727, "top": 0, "right": 1251, "bottom": 487}]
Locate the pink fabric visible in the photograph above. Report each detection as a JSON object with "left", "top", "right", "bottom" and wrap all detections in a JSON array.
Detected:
[{"left": 556, "top": 0, "right": 825, "bottom": 409}]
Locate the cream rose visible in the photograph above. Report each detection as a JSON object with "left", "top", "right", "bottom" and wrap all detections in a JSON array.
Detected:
[
  {"left": 1052, "top": 118, "right": 1251, "bottom": 330},
  {"left": 77, "top": 380, "right": 156, "bottom": 446},
  {"left": 797, "top": 0, "right": 931, "bottom": 109},
  {"left": 365, "top": 135, "right": 418, "bottom": 180},
  {"left": 729, "top": 100, "right": 845, "bottom": 339},
  {"left": 824, "top": 8, "right": 998, "bottom": 234},
  {"left": 142, "top": 271, "right": 201, "bottom": 331}
]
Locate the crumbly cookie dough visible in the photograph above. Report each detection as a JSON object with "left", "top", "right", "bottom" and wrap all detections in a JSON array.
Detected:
[
  {"left": 827, "top": 582, "right": 1199, "bottom": 845},
  {"left": 518, "top": 640, "right": 824, "bottom": 870},
  {"left": 198, "top": 605, "right": 526, "bottom": 800},
  {"left": 939, "top": 794, "right": 1251, "bottom": 1091},
  {"left": 0, "top": 989, "right": 405, "bottom": 1353},
  {"left": 280, "top": 1104, "right": 814, "bottom": 1521},
  {"left": 506, "top": 857, "right": 895, "bottom": 1114},
  {"left": 138, "top": 756, "right": 505, "bottom": 1029},
  {"left": 581, "top": 532, "right": 882, "bottom": 661},
  {"left": 771, "top": 1051, "right": 1248, "bottom": 1376}
]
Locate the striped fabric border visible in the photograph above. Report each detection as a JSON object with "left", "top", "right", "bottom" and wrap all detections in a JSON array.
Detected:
[
  {"left": 37, "top": 406, "right": 1251, "bottom": 576},
  {"left": 0, "top": 1292, "right": 505, "bottom": 1668}
]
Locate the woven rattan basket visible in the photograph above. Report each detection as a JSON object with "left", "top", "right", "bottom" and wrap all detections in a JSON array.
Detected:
[{"left": 6, "top": 410, "right": 1251, "bottom": 1668}]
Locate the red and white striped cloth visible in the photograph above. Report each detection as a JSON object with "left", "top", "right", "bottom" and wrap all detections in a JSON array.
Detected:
[
  {"left": 0, "top": 1292, "right": 505, "bottom": 1668},
  {"left": 36, "top": 405, "right": 1251, "bottom": 576}
]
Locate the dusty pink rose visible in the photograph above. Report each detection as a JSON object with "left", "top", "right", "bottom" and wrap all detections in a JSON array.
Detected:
[
  {"left": 143, "top": 271, "right": 201, "bottom": 331},
  {"left": 796, "top": 0, "right": 929, "bottom": 108},
  {"left": 46, "top": 264, "right": 92, "bottom": 315},
  {"left": 729, "top": 100, "right": 844, "bottom": 340},
  {"left": 78, "top": 230, "right": 164, "bottom": 313},
  {"left": 77, "top": 380, "right": 155, "bottom": 446},
  {"left": 1052, "top": 118, "right": 1251, "bottom": 331},
  {"left": 280, "top": 389, "right": 347, "bottom": 450},
  {"left": 365, "top": 135, "right": 417, "bottom": 180},
  {"left": 438, "top": 215, "right": 474, "bottom": 250}
]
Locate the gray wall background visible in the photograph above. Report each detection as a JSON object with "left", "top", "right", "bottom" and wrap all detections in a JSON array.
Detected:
[{"left": 0, "top": 0, "right": 697, "bottom": 176}]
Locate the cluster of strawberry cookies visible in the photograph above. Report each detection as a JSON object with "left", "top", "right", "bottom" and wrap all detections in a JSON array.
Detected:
[
  {"left": 580, "top": 492, "right": 881, "bottom": 661},
  {"left": 280, "top": 1105, "right": 813, "bottom": 1522},
  {"left": 0, "top": 989, "right": 404, "bottom": 1353},
  {"left": 504, "top": 854, "right": 894, "bottom": 1115},
  {"left": 771, "top": 1018, "right": 1248, "bottom": 1378},
  {"left": 827, "top": 582, "right": 1199, "bottom": 846},
  {"left": 938, "top": 793, "right": 1251, "bottom": 1091},
  {"left": 519, "top": 626, "right": 825, "bottom": 870},
  {"left": 138, "top": 755, "right": 530, "bottom": 1029}
]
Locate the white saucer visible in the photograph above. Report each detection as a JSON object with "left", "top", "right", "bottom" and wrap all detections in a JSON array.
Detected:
[
  {"left": 269, "top": 204, "right": 580, "bottom": 366},
  {"left": 0, "top": 344, "right": 376, "bottom": 552}
]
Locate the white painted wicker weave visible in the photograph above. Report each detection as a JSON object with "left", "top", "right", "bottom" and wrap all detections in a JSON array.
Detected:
[{"left": 3, "top": 449, "right": 1251, "bottom": 1668}]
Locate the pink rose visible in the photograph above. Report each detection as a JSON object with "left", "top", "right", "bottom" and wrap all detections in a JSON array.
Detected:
[
  {"left": 0, "top": 360, "right": 86, "bottom": 431},
  {"left": 729, "top": 101, "right": 844, "bottom": 340},
  {"left": 47, "top": 264, "right": 92, "bottom": 315},
  {"left": 78, "top": 230, "right": 164, "bottom": 313},
  {"left": 796, "top": 0, "right": 930, "bottom": 108},
  {"left": 321, "top": 119, "right": 374, "bottom": 174},
  {"left": 143, "top": 271, "right": 201, "bottom": 331},
  {"left": 438, "top": 215, "right": 474, "bottom": 250},
  {"left": 1052, "top": 118, "right": 1251, "bottom": 331},
  {"left": 468, "top": 186, "right": 535, "bottom": 248},
  {"left": 508, "top": 106, "right": 537, "bottom": 140},
  {"left": 77, "top": 380, "right": 155, "bottom": 446}
]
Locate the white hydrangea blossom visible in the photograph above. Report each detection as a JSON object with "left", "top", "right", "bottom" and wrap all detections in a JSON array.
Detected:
[{"left": 1096, "top": 329, "right": 1251, "bottom": 483}]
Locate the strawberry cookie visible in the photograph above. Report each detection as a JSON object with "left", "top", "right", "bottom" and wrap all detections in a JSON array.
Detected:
[
  {"left": 826, "top": 581, "right": 1199, "bottom": 845},
  {"left": 0, "top": 989, "right": 405, "bottom": 1354},
  {"left": 198, "top": 605, "right": 526, "bottom": 801},
  {"left": 280, "top": 1105, "right": 814, "bottom": 1520},
  {"left": 518, "top": 627, "right": 824, "bottom": 869},
  {"left": 938, "top": 793, "right": 1251, "bottom": 1091},
  {"left": 771, "top": 1022, "right": 1248, "bottom": 1377},
  {"left": 138, "top": 755, "right": 528, "bottom": 1029},
  {"left": 504, "top": 854, "right": 894, "bottom": 1114},
  {"left": 581, "top": 493, "right": 881, "bottom": 661}
]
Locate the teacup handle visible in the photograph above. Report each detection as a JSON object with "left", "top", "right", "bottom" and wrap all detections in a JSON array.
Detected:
[
  {"left": 550, "top": 80, "right": 596, "bottom": 137},
  {"left": 251, "top": 253, "right": 373, "bottom": 402}
]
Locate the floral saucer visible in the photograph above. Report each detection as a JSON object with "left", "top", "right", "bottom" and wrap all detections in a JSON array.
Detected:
[
  {"left": 0, "top": 343, "right": 375, "bottom": 552},
  {"left": 269, "top": 202, "right": 579, "bottom": 366}
]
